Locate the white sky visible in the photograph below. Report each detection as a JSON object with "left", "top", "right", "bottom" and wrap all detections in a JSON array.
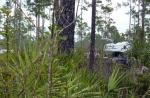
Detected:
[
  {"left": 111, "top": 0, "right": 129, "bottom": 32},
  {"left": 81, "top": 0, "right": 130, "bottom": 33},
  {"left": 0, "top": 0, "right": 130, "bottom": 33}
]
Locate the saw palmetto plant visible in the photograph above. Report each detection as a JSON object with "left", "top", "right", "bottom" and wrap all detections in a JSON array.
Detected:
[{"left": 0, "top": 40, "right": 106, "bottom": 98}]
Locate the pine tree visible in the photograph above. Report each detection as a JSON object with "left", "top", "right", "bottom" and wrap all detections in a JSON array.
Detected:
[
  {"left": 13, "top": 0, "right": 23, "bottom": 51},
  {"left": 141, "top": 0, "right": 146, "bottom": 43},
  {"left": 89, "top": 0, "right": 96, "bottom": 71},
  {"left": 55, "top": 0, "right": 75, "bottom": 54},
  {"left": 26, "top": 0, "right": 51, "bottom": 39}
]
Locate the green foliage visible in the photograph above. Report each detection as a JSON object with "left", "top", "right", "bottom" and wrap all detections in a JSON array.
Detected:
[
  {"left": 131, "top": 39, "right": 150, "bottom": 67},
  {"left": 0, "top": 6, "right": 11, "bottom": 16},
  {"left": 26, "top": 0, "right": 52, "bottom": 16},
  {"left": 0, "top": 38, "right": 129, "bottom": 98},
  {"left": 107, "top": 67, "right": 125, "bottom": 93},
  {"left": 0, "top": 40, "right": 103, "bottom": 98}
]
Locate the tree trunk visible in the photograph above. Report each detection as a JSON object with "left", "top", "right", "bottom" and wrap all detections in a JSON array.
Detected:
[
  {"left": 36, "top": 14, "right": 40, "bottom": 39},
  {"left": 18, "top": 0, "right": 22, "bottom": 50},
  {"left": 55, "top": 0, "right": 75, "bottom": 54},
  {"left": 129, "top": 0, "right": 132, "bottom": 38},
  {"left": 36, "top": 1, "right": 41, "bottom": 40},
  {"left": 89, "top": 0, "right": 96, "bottom": 71},
  {"left": 51, "top": 2, "right": 55, "bottom": 39},
  {"left": 141, "top": 0, "right": 145, "bottom": 43},
  {"left": 80, "top": 0, "right": 83, "bottom": 47},
  {"left": 6, "top": 15, "right": 9, "bottom": 62},
  {"left": 138, "top": 0, "right": 140, "bottom": 27},
  {"left": 42, "top": 8, "right": 45, "bottom": 33}
]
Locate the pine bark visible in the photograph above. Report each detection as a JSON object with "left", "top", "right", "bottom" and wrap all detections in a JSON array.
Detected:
[
  {"left": 55, "top": 0, "right": 75, "bottom": 54},
  {"left": 141, "top": 0, "right": 145, "bottom": 43},
  {"left": 138, "top": 0, "right": 140, "bottom": 27},
  {"left": 36, "top": 14, "right": 40, "bottom": 39},
  {"left": 89, "top": 0, "right": 96, "bottom": 71}
]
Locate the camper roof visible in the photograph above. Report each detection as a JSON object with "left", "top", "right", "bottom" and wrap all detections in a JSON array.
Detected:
[{"left": 104, "top": 41, "right": 131, "bottom": 52}]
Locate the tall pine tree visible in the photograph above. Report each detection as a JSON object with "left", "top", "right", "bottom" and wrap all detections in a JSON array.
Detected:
[
  {"left": 89, "top": 0, "right": 96, "bottom": 71},
  {"left": 54, "top": 0, "right": 75, "bottom": 54}
]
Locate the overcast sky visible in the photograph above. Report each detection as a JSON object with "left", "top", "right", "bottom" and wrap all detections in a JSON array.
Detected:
[
  {"left": 110, "top": 0, "right": 129, "bottom": 32},
  {"left": 0, "top": 0, "right": 130, "bottom": 33},
  {"left": 81, "top": 0, "right": 130, "bottom": 33}
]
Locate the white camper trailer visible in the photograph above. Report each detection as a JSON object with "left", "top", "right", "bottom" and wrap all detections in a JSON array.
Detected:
[
  {"left": 104, "top": 41, "right": 131, "bottom": 68},
  {"left": 104, "top": 41, "right": 131, "bottom": 53}
]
